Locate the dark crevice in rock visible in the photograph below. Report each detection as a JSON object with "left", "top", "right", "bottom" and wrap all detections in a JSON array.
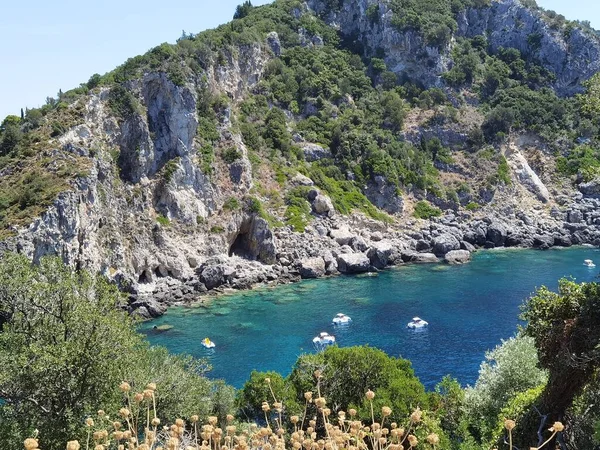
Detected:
[
  {"left": 229, "top": 230, "right": 254, "bottom": 260},
  {"left": 138, "top": 270, "right": 151, "bottom": 284}
]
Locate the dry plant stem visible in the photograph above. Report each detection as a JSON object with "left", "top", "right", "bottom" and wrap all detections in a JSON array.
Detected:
[
  {"left": 300, "top": 399, "right": 309, "bottom": 430},
  {"left": 399, "top": 421, "right": 414, "bottom": 446},
  {"left": 509, "top": 428, "right": 513, "bottom": 450},
  {"left": 535, "top": 430, "right": 557, "bottom": 450},
  {"left": 86, "top": 428, "right": 90, "bottom": 450}
]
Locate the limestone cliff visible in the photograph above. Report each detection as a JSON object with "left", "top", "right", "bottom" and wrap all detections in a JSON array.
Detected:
[{"left": 1, "top": 0, "right": 600, "bottom": 317}]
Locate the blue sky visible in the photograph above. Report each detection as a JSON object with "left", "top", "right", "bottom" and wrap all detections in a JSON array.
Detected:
[{"left": 0, "top": 0, "right": 598, "bottom": 120}]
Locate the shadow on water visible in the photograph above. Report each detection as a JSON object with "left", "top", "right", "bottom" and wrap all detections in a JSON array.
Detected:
[{"left": 141, "top": 247, "right": 600, "bottom": 390}]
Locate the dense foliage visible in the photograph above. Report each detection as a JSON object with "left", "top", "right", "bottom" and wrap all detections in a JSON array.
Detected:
[{"left": 0, "top": 254, "right": 234, "bottom": 449}]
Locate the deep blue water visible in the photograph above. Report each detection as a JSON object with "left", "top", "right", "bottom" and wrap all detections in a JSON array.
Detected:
[{"left": 141, "top": 247, "right": 600, "bottom": 390}]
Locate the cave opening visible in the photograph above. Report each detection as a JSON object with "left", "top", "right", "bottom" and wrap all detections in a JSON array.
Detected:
[
  {"left": 229, "top": 231, "right": 255, "bottom": 260},
  {"left": 138, "top": 270, "right": 151, "bottom": 284}
]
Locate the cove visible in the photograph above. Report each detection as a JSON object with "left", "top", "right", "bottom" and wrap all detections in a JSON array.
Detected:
[{"left": 141, "top": 247, "right": 600, "bottom": 390}]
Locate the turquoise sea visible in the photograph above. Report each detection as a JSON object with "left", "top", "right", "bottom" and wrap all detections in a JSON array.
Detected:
[{"left": 141, "top": 247, "right": 600, "bottom": 390}]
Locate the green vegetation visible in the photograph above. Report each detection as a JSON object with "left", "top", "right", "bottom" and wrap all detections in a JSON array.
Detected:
[
  {"left": 156, "top": 214, "right": 170, "bottom": 226},
  {"left": 413, "top": 200, "right": 442, "bottom": 219},
  {"left": 2, "top": 252, "right": 600, "bottom": 450},
  {"left": 223, "top": 196, "right": 241, "bottom": 211},
  {"left": 284, "top": 187, "right": 313, "bottom": 232},
  {"left": 557, "top": 145, "right": 600, "bottom": 181},
  {"left": 389, "top": 0, "right": 490, "bottom": 48},
  {"left": 0, "top": 254, "right": 234, "bottom": 449}
]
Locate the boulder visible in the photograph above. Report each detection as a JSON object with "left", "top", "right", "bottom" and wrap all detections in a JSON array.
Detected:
[
  {"left": 370, "top": 231, "right": 383, "bottom": 242},
  {"left": 330, "top": 227, "right": 354, "bottom": 245},
  {"left": 350, "top": 236, "right": 368, "bottom": 252},
  {"left": 200, "top": 265, "right": 225, "bottom": 290},
  {"left": 567, "top": 209, "right": 583, "bottom": 224},
  {"left": 322, "top": 251, "right": 338, "bottom": 274},
  {"left": 432, "top": 234, "right": 461, "bottom": 256},
  {"left": 290, "top": 173, "right": 314, "bottom": 186},
  {"left": 299, "top": 257, "right": 326, "bottom": 279},
  {"left": 579, "top": 178, "right": 600, "bottom": 196},
  {"left": 460, "top": 241, "right": 476, "bottom": 252},
  {"left": 553, "top": 234, "right": 572, "bottom": 247},
  {"left": 301, "top": 143, "right": 332, "bottom": 162},
  {"left": 533, "top": 234, "right": 554, "bottom": 250},
  {"left": 337, "top": 253, "right": 370, "bottom": 274},
  {"left": 367, "top": 241, "right": 393, "bottom": 269},
  {"left": 444, "top": 250, "right": 471, "bottom": 265},
  {"left": 312, "top": 194, "right": 335, "bottom": 216},
  {"left": 486, "top": 221, "right": 508, "bottom": 246},
  {"left": 402, "top": 252, "right": 439, "bottom": 264}
]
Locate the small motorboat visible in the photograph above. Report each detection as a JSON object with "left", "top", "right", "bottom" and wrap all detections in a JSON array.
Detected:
[
  {"left": 332, "top": 313, "right": 352, "bottom": 325},
  {"left": 313, "top": 332, "right": 335, "bottom": 350},
  {"left": 584, "top": 259, "right": 596, "bottom": 268},
  {"left": 202, "top": 337, "right": 216, "bottom": 349},
  {"left": 407, "top": 317, "right": 428, "bottom": 329}
]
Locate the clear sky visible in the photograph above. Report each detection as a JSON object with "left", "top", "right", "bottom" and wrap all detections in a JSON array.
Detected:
[{"left": 0, "top": 0, "right": 598, "bottom": 120}]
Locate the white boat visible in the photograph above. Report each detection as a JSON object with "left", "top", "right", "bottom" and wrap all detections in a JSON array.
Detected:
[
  {"left": 202, "top": 337, "right": 216, "bottom": 349},
  {"left": 313, "top": 332, "right": 335, "bottom": 350},
  {"left": 407, "top": 317, "right": 428, "bottom": 329},
  {"left": 332, "top": 313, "right": 352, "bottom": 325},
  {"left": 584, "top": 259, "right": 596, "bottom": 268}
]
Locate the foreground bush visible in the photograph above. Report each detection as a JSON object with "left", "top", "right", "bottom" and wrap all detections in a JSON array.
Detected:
[{"left": 0, "top": 254, "right": 233, "bottom": 450}]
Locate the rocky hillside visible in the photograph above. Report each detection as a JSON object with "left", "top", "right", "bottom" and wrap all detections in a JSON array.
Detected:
[{"left": 1, "top": 0, "right": 600, "bottom": 317}]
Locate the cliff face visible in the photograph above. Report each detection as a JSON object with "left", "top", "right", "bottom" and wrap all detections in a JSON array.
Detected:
[
  {"left": 2, "top": 0, "right": 600, "bottom": 317},
  {"left": 3, "top": 43, "right": 278, "bottom": 308},
  {"left": 307, "top": 0, "right": 600, "bottom": 95}
]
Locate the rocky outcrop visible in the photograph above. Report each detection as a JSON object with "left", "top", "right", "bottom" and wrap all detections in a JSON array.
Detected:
[
  {"left": 579, "top": 178, "right": 600, "bottom": 196},
  {"left": 307, "top": 0, "right": 600, "bottom": 95},
  {"left": 337, "top": 253, "right": 371, "bottom": 273},
  {"left": 458, "top": 0, "right": 600, "bottom": 96},
  {"left": 364, "top": 176, "right": 404, "bottom": 215},
  {"left": 299, "top": 257, "right": 326, "bottom": 278},
  {"left": 444, "top": 250, "right": 471, "bottom": 265},
  {"left": 432, "top": 234, "right": 461, "bottom": 256},
  {"left": 505, "top": 144, "right": 550, "bottom": 203}
]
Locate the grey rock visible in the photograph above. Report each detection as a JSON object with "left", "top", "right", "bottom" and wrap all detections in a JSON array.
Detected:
[
  {"left": 416, "top": 239, "right": 431, "bottom": 252},
  {"left": 364, "top": 176, "right": 404, "bottom": 215},
  {"left": 444, "top": 250, "right": 471, "bottom": 265},
  {"left": 200, "top": 265, "right": 225, "bottom": 290},
  {"left": 432, "top": 234, "right": 461, "bottom": 256},
  {"left": 461, "top": 241, "right": 476, "bottom": 252},
  {"left": 402, "top": 252, "right": 439, "bottom": 264},
  {"left": 487, "top": 222, "right": 508, "bottom": 246},
  {"left": 350, "top": 236, "right": 368, "bottom": 252},
  {"left": 337, "top": 253, "right": 370, "bottom": 273},
  {"left": 302, "top": 143, "right": 332, "bottom": 162},
  {"left": 299, "top": 257, "right": 326, "bottom": 279},
  {"left": 290, "top": 173, "right": 314, "bottom": 186},
  {"left": 266, "top": 31, "right": 281, "bottom": 56},
  {"left": 330, "top": 227, "right": 354, "bottom": 245},
  {"left": 370, "top": 231, "right": 383, "bottom": 242},
  {"left": 533, "top": 234, "right": 554, "bottom": 250},
  {"left": 367, "top": 241, "right": 393, "bottom": 269},
  {"left": 579, "top": 178, "right": 600, "bottom": 196},
  {"left": 312, "top": 194, "right": 335, "bottom": 216}
]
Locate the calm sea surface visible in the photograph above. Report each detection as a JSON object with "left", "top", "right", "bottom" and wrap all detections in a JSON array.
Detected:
[{"left": 141, "top": 247, "right": 600, "bottom": 390}]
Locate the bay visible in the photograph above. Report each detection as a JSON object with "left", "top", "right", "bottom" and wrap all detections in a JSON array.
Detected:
[{"left": 141, "top": 247, "right": 600, "bottom": 390}]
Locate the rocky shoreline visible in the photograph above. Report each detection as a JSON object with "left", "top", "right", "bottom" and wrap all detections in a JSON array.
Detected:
[{"left": 128, "top": 191, "right": 600, "bottom": 320}]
